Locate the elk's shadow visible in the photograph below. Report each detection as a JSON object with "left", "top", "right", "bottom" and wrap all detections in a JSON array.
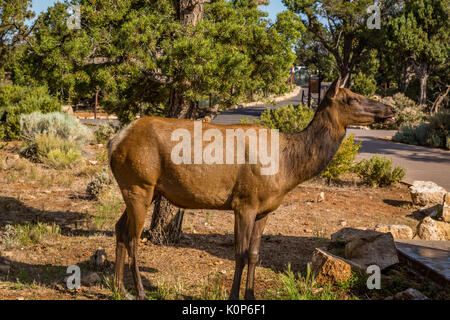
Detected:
[{"left": 172, "top": 232, "right": 328, "bottom": 274}]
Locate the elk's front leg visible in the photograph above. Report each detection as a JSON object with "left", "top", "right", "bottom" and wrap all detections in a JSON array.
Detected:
[
  {"left": 244, "top": 214, "right": 269, "bottom": 300},
  {"left": 229, "top": 210, "right": 256, "bottom": 300}
]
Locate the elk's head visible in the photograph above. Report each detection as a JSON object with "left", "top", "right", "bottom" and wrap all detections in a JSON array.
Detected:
[{"left": 321, "top": 78, "right": 396, "bottom": 127}]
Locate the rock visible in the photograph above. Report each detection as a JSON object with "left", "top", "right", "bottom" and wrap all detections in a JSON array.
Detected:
[
  {"left": 442, "top": 193, "right": 450, "bottom": 223},
  {"left": 417, "top": 216, "right": 445, "bottom": 240},
  {"left": 409, "top": 181, "right": 446, "bottom": 206},
  {"left": 374, "top": 224, "right": 413, "bottom": 239},
  {"left": 0, "top": 264, "right": 11, "bottom": 273},
  {"left": 310, "top": 248, "right": 352, "bottom": 285},
  {"left": 339, "top": 220, "right": 347, "bottom": 227},
  {"left": 88, "top": 160, "right": 98, "bottom": 165},
  {"left": 394, "top": 288, "right": 428, "bottom": 300},
  {"left": 332, "top": 228, "right": 399, "bottom": 270},
  {"left": 0, "top": 258, "right": 10, "bottom": 265},
  {"left": 435, "top": 220, "right": 450, "bottom": 240},
  {"left": 81, "top": 272, "right": 101, "bottom": 287},
  {"left": 344, "top": 234, "right": 399, "bottom": 270},
  {"left": 331, "top": 227, "right": 377, "bottom": 243},
  {"left": 316, "top": 192, "right": 325, "bottom": 203},
  {"left": 90, "top": 249, "right": 107, "bottom": 269}
]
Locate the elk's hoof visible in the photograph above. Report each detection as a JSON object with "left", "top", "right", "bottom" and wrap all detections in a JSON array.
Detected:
[
  {"left": 228, "top": 293, "right": 240, "bottom": 300},
  {"left": 244, "top": 291, "right": 255, "bottom": 300},
  {"left": 136, "top": 292, "right": 147, "bottom": 300}
]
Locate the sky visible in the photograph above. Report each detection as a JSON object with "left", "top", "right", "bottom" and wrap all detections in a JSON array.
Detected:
[{"left": 31, "top": 0, "right": 287, "bottom": 21}]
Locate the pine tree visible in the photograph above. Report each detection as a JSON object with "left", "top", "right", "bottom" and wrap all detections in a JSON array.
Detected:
[{"left": 386, "top": 0, "right": 449, "bottom": 105}]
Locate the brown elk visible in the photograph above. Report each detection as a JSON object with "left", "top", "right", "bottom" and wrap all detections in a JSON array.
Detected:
[{"left": 108, "top": 78, "right": 396, "bottom": 300}]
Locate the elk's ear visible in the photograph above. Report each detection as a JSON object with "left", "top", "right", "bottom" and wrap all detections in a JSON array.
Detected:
[{"left": 326, "top": 77, "right": 341, "bottom": 100}]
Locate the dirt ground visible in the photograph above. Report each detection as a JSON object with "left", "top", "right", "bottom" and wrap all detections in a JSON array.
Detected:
[{"left": 0, "top": 141, "right": 447, "bottom": 300}]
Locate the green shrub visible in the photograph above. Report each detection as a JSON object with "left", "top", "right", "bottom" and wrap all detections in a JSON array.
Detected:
[
  {"left": 0, "top": 84, "right": 61, "bottom": 140},
  {"left": 247, "top": 104, "right": 314, "bottom": 133},
  {"left": 393, "top": 111, "right": 450, "bottom": 149},
  {"left": 86, "top": 167, "right": 115, "bottom": 199},
  {"left": 20, "top": 111, "right": 92, "bottom": 144},
  {"left": 352, "top": 72, "right": 377, "bottom": 97},
  {"left": 373, "top": 93, "right": 425, "bottom": 129},
  {"left": 95, "top": 122, "right": 119, "bottom": 145},
  {"left": 354, "top": 155, "right": 405, "bottom": 187},
  {"left": 322, "top": 134, "right": 361, "bottom": 181},
  {"left": 20, "top": 134, "right": 82, "bottom": 169}
]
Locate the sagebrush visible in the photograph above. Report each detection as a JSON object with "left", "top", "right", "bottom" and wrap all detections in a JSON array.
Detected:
[
  {"left": 393, "top": 111, "right": 450, "bottom": 149},
  {"left": 20, "top": 111, "right": 92, "bottom": 144},
  {"left": 86, "top": 168, "right": 115, "bottom": 199}
]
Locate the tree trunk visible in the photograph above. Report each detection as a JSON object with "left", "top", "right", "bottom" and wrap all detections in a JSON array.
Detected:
[
  {"left": 148, "top": 196, "right": 185, "bottom": 245},
  {"left": 339, "top": 67, "right": 351, "bottom": 88},
  {"left": 419, "top": 74, "right": 428, "bottom": 105},
  {"left": 147, "top": 1, "right": 205, "bottom": 245},
  {"left": 400, "top": 62, "right": 413, "bottom": 93},
  {"left": 416, "top": 63, "right": 429, "bottom": 105},
  {"left": 431, "top": 85, "right": 450, "bottom": 114}
]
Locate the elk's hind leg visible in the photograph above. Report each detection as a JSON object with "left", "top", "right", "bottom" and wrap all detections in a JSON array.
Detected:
[
  {"left": 114, "top": 210, "right": 130, "bottom": 297},
  {"left": 121, "top": 185, "right": 154, "bottom": 300}
]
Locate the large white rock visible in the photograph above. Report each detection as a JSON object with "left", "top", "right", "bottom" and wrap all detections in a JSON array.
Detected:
[
  {"left": 416, "top": 216, "right": 445, "bottom": 240},
  {"left": 435, "top": 220, "right": 450, "bottom": 240},
  {"left": 374, "top": 224, "right": 413, "bottom": 239},
  {"left": 409, "top": 181, "right": 447, "bottom": 206}
]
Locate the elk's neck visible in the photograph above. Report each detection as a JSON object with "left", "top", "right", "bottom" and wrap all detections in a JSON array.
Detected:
[{"left": 281, "top": 108, "right": 346, "bottom": 189}]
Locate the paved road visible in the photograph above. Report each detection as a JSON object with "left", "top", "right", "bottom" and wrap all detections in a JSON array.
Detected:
[
  {"left": 212, "top": 92, "right": 305, "bottom": 125},
  {"left": 347, "top": 129, "right": 450, "bottom": 189},
  {"left": 212, "top": 91, "right": 450, "bottom": 190}
]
